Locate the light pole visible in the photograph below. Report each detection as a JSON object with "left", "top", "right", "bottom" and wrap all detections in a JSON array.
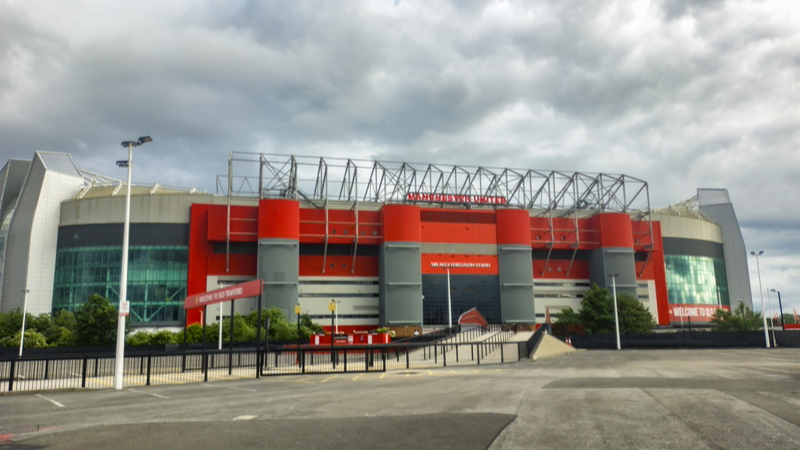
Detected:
[
  {"left": 750, "top": 251, "right": 770, "bottom": 349},
  {"left": 770, "top": 289, "right": 785, "bottom": 331},
  {"left": 608, "top": 274, "right": 621, "bottom": 350},
  {"left": 446, "top": 267, "right": 452, "bottom": 329},
  {"left": 114, "top": 136, "right": 152, "bottom": 390},
  {"left": 19, "top": 289, "right": 30, "bottom": 357},
  {"left": 218, "top": 283, "right": 224, "bottom": 351}
]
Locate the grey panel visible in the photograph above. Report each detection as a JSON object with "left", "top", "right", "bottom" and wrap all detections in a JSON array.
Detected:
[
  {"left": 57, "top": 224, "right": 189, "bottom": 249},
  {"left": 0, "top": 159, "right": 31, "bottom": 220},
  {"left": 589, "top": 248, "right": 637, "bottom": 298},
  {"left": 699, "top": 200, "right": 752, "bottom": 309},
  {"left": 662, "top": 238, "right": 725, "bottom": 259},
  {"left": 37, "top": 152, "right": 81, "bottom": 178},
  {"left": 257, "top": 238, "right": 299, "bottom": 322},
  {"left": 497, "top": 245, "right": 536, "bottom": 324},
  {"left": 421, "top": 243, "right": 497, "bottom": 255},
  {"left": 379, "top": 242, "right": 422, "bottom": 326},
  {"left": 422, "top": 274, "right": 500, "bottom": 324}
]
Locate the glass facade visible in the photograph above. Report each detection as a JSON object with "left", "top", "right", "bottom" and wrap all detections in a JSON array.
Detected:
[
  {"left": 422, "top": 275, "right": 501, "bottom": 324},
  {"left": 665, "top": 255, "right": 729, "bottom": 306},
  {"left": 52, "top": 246, "right": 188, "bottom": 323}
]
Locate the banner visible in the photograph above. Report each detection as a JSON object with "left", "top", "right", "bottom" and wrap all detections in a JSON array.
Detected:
[
  {"left": 667, "top": 304, "right": 729, "bottom": 323},
  {"left": 184, "top": 279, "right": 262, "bottom": 310}
]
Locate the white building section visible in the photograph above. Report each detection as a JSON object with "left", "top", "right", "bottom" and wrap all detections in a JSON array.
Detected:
[{"left": 299, "top": 277, "right": 380, "bottom": 327}]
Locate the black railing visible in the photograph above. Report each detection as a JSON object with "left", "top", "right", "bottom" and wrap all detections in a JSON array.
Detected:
[{"left": 1, "top": 336, "right": 526, "bottom": 392}]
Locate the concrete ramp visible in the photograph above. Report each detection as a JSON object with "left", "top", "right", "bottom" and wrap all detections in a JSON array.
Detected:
[{"left": 531, "top": 334, "right": 578, "bottom": 361}]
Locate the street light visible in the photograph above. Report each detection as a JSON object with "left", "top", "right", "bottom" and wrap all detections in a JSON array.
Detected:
[
  {"left": 750, "top": 251, "right": 770, "bottom": 349},
  {"left": 114, "top": 136, "right": 152, "bottom": 390},
  {"left": 770, "top": 289, "right": 785, "bottom": 331},
  {"left": 608, "top": 274, "right": 621, "bottom": 350},
  {"left": 446, "top": 267, "right": 452, "bottom": 329},
  {"left": 19, "top": 289, "right": 30, "bottom": 357}
]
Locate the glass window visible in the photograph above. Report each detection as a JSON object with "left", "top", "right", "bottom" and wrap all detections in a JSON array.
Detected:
[
  {"left": 52, "top": 245, "right": 189, "bottom": 324},
  {"left": 664, "top": 255, "right": 729, "bottom": 306}
]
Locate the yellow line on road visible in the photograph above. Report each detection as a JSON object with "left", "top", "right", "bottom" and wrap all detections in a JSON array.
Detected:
[
  {"left": 428, "top": 370, "right": 433, "bottom": 376},
  {"left": 352, "top": 374, "right": 364, "bottom": 381},
  {"left": 380, "top": 373, "right": 387, "bottom": 379},
  {"left": 321, "top": 375, "right": 338, "bottom": 383}
]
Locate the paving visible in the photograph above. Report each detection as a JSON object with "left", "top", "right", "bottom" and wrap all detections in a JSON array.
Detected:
[{"left": 2, "top": 348, "right": 800, "bottom": 449}]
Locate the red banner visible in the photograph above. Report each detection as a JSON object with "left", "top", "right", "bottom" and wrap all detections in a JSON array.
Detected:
[
  {"left": 184, "top": 279, "right": 262, "bottom": 310},
  {"left": 668, "top": 304, "right": 730, "bottom": 323}
]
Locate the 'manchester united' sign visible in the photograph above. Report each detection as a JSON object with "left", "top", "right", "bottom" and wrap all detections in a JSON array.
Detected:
[{"left": 406, "top": 193, "right": 507, "bottom": 205}]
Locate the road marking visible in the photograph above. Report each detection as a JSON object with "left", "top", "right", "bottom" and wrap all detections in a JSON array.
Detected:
[
  {"left": 36, "top": 394, "right": 64, "bottom": 408},
  {"left": 201, "top": 384, "right": 256, "bottom": 392},
  {"left": 321, "top": 375, "right": 338, "bottom": 383},
  {"left": 380, "top": 373, "right": 387, "bottom": 379},
  {"left": 450, "top": 369, "right": 459, "bottom": 375},
  {"left": 233, "top": 415, "right": 257, "bottom": 421},
  {"left": 352, "top": 374, "right": 364, "bottom": 381},
  {"left": 428, "top": 370, "right": 433, "bottom": 376},
  {"left": 128, "top": 389, "right": 169, "bottom": 399}
]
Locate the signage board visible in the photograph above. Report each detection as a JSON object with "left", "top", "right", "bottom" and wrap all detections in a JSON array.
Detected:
[
  {"left": 406, "top": 192, "right": 507, "bottom": 205},
  {"left": 184, "top": 279, "right": 262, "bottom": 310},
  {"left": 667, "top": 304, "right": 730, "bottom": 323},
  {"left": 119, "top": 300, "right": 130, "bottom": 316}
]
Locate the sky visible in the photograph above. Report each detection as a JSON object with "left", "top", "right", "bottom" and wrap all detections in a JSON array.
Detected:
[{"left": 2, "top": 0, "right": 799, "bottom": 315}]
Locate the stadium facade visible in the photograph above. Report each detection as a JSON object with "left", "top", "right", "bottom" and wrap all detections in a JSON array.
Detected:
[{"left": 0, "top": 152, "right": 753, "bottom": 331}]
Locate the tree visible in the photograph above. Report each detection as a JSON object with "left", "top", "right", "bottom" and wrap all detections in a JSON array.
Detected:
[
  {"left": 575, "top": 284, "right": 655, "bottom": 335},
  {"left": 616, "top": 293, "right": 656, "bottom": 334},
  {"left": 74, "top": 294, "right": 124, "bottom": 346},
  {"left": 711, "top": 303, "right": 763, "bottom": 331},
  {"left": 553, "top": 307, "right": 582, "bottom": 335},
  {"left": 578, "top": 285, "right": 617, "bottom": 334},
  {"left": 0, "top": 330, "right": 48, "bottom": 349}
]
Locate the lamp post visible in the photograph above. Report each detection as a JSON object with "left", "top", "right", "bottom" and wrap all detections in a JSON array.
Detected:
[
  {"left": 218, "top": 283, "right": 224, "bottom": 351},
  {"left": 770, "top": 289, "right": 785, "bottom": 331},
  {"left": 114, "top": 136, "right": 152, "bottom": 390},
  {"left": 750, "top": 251, "right": 770, "bottom": 349},
  {"left": 446, "top": 267, "right": 452, "bottom": 329},
  {"left": 608, "top": 274, "right": 621, "bottom": 350},
  {"left": 19, "top": 289, "right": 30, "bottom": 357}
]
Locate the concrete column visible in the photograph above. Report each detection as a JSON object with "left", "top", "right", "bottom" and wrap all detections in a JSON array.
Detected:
[
  {"left": 379, "top": 204, "right": 422, "bottom": 327},
  {"left": 589, "top": 213, "right": 637, "bottom": 298},
  {"left": 257, "top": 199, "right": 300, "bottom": 321},
  {"left": 496, "top": 209, "right": 536, "bottom": 324}
]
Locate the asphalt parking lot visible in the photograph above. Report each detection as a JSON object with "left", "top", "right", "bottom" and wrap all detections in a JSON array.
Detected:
[{"left": 2, "top": 348, "right": 800, "bottom": 449}]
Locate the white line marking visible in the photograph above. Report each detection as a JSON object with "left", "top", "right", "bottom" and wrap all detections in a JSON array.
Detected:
[
  {"left": 36, "top": 394, "right": 64, "bottom": 408},
  {"left": 201, "top": 384, "right": 256, "bottom": 392},
  {"left": 128, "top": 389, "right": 169, "bottom": 399},
  {"left": 233, "top": 415, "right": 257, "bottom": 421}
]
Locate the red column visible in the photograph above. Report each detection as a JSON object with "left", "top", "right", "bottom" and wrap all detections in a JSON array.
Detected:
[
  {"left": 382, "top": 204, "right": 421, "bottom": 242},
  {"left": 495, "top": 209, "right": 531, "bottom": 245},
  {"left": 258, "top": 199, "right": 300, "bottom": 240},
  {"left": 186, "top": 204, "right": 209, "bottom": 326},
  {"left": 592, "top": 213, "right": 634, "bottom": 249}
]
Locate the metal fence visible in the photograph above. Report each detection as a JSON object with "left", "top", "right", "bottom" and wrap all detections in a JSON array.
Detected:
[{"left": 1, "top": 331, "right": 529, "bottom": 393}]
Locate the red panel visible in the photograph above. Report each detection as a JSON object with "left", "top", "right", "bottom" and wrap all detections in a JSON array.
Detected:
[
  {"left": 207, "top": 205, "right": 258, "bottom": 242},
  {"left": 206, "top": 254, "right": 258, "bottom": 277},
  {"left": 421, "top": 254, "right": 498, "bottom": 275},
  {"left": 496, "top": 209, "right": 531, "bottom": 245},
  {"left": 533, "top": 260, "right": 590, "bottom": 279},
  {"left": 382, "top": 204, "right": 421, "bottom": 242},
  {"left": 187, "top": 204, "right": 210, "bottom": 326},
  {"left": 299, "top": 209, "right": 383, "bottom": 244},
  {"left": 258, "top": 199, "right": 300, "bottom": 240},
  {"left": 299, "top": 255, "right": 380, "bottom": 277},
  {"left": 530, "top": 217, "right": 602, "bottom": 249},
  {"left": 420, "top": 222, "right": 497, "bottom": 245},
  {"left": 651, "top": 222, "right": 670, "bottom": 325},
  {"left": 592, "top": 213, "right": 634, "bottom": 248}
]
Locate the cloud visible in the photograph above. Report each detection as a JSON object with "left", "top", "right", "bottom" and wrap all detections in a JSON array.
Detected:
[{"left": 1, "top": 0, "right": 799, "bottom": 307}]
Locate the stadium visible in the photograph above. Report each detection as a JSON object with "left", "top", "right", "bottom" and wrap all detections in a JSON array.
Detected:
[{"left": 0, "top": 152, "right": 752, "bottom": 332}]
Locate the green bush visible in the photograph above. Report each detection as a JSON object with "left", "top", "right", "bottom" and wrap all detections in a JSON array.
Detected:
[
  {"left": 0, "top": 330, "right": 48, "bottom": 349},
  {"left": 127, "top": 331, "right": 153, "bottom": 346},
  {"left": 74, "top": 294, "right": 126, "bottom": 346},
  {"left": 711, "top": 303, "right": 763, "bottom": 331}
]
